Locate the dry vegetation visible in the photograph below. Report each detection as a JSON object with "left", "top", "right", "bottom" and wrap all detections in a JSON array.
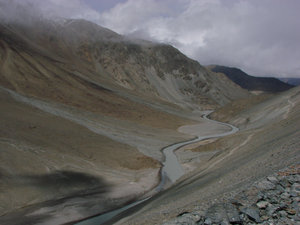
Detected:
[{"left": 210, "top": 94, "right": 273, "bottom": 123}]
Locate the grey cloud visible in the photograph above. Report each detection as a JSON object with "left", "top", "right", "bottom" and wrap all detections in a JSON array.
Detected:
[
  {"left": 99, "top": 0, "right": 300, "bottom": 77},
  {"left": 99, "top": 0, "right": 174, "bottom": 34},
  {"left": 1, "top": 0, "right": 299, "bottom": 77},
  {"left": 0, "top": 0, "right": 101, "bottom": 24},
  {"left": 0, "top": 0, "right": 41, "bottom": 24}
]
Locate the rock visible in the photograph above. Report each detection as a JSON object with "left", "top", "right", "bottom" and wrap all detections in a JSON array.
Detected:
[
  {"left": 286, "top": 208, "right": 296, "bottom": 215},
  {"left": 279, "top": 178, "right": 290, "bottom": 188},
  {"left": 223, "top": 203, "right": 241, "bottom": 224},
  {"left": 267, "top": 176, "right": 278, "bottom": 184},
  {"left": 256, "top": 201, "right": 269, "bottom": 209},
  {"left": 290, "top": 191, "right": 298, "bottom": 197},
  {"left": 265, "top": 219, "right": 276, "bottom": 225},
  {"left": 279, "top": 202, "right": 287, "bottom": 210},
  {"left": 256, "top": 180, "right": 276, "bottom": 190},
  {"left": 290, "top": 183, "right": 300, "bottom": 197},
  {"left": 257, "top": 191, "right": 265, "bottom": 201},
  {"left": 291, "top": 200, "right": 299, "bottom": 213},
  {"left": 269, "top": 197, "right": 279, "bottom": 204},
  {"left": 205, "top": 204, "right": 229, "bottom": 224},
  {"left": 160, "top": 164, "right": 299, "bottom": 225},
  {"left": 291, "top": 183, "right": 300, "bottom": 191},
  {"left": 239, "top": 213, "right": 248, "bottom": 222},
  {"left": 267, "top": 205, "right": 280, "bottom": 216},
  {"left": 162, "top": 212, "right": 201, "bottom": 225},
  {"left": 241, "top": 206, "right": 262, "bottom": 223},
  {"left": 294, "top": 174, "right": 300, "bottom": 182},
  {"left": 275, "top": 184, "right": 285, "bottom": 193},
  {"left": 165, "top": 212, "right": 202, "bottom": 225},
  {"left": 287, "top": 175, "right": 299, "bottom": 183},
  {"left": 182, "top": 212, "right": 201, "bottom": 223},
  {"left": 278, "top": 210, "right": 288, "bottom": 217},
  {"left": 280, "top": 192, "right": 290, "bottom": 200},
  {"left": 204, "top": 217, "right": 212, "bottom": 225},
  {"left": 260, "top": 215, "right": 270, "bottom": 221},
  {"left": 293, "top": 215, "right": 300, "bottom": 221}
]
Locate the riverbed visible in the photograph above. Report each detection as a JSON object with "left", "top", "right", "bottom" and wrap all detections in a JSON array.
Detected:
[{"left": 76, "top": 111, "right": 238, "bottom": 225}]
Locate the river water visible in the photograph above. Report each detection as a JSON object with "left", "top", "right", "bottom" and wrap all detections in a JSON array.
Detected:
[{"left": 76, "top": 111, "right": 238, "bottom": 225}]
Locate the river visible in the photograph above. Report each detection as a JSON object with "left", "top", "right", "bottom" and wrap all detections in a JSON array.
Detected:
[{"left": 76, "top": 111, "right": 238, "bottom": 225}]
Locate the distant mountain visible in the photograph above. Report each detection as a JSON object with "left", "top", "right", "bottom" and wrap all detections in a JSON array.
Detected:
[
  {"left": 279, "top": 77, "right": 300, "bottom": 86},
  {"left": 208, "top": 65, "right": 294, "bottom": 93}
]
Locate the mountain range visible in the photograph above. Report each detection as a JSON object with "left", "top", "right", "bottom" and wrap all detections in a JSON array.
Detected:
[
  {"left": 208, "top": 65, "right": 294, "bottom": 93},
  {"left": 0, "top": 18, "right": 249, "bottom": 222},
  {"left": 0, "top": 17, "right": 299, "bottom": 225}
]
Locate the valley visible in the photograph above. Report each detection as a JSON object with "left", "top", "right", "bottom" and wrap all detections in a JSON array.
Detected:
[
  {"left": 114, "top": 85, "right": 300, "bottom": 225},
  {"left": 76, "top": 112, "right": 238, "bottom": 225},
  {"left": 0, "top": 10, "right": 299, "bottom": 225}
]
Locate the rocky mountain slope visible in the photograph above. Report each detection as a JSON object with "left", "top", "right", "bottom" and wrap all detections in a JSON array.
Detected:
[
  {"left": 162, "top": 164, "right": 299, "bottom": 225},
  {"left": 0, "top": 17, "right": 250, "bottom": 224},
  {"left": 208, "top": 65, "right": 294, "bottom": 93},
  {"left": 0, "top": 19, "right": 249, "bottom": 111},
  {"left": 114, "top": 86, "right": 300, "bottom": 225}
]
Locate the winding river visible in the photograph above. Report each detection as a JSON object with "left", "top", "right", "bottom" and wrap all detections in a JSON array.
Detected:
[{"left": 76, "top": 111, "right": 238, "bottom": 225}]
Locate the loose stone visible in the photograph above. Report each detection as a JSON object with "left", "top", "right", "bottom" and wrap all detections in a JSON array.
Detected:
[
  {"left": 256, "top": 201, "right": 269, "bottom": 209},
  {"left": 161, "top": 164, "right": 299, "bottom": 225},
  {"left": 256, "top": 180, "right": 276, "bottom": 190},
  {"left": 241, "top": 206, "right": 261, "bottom": 223}
]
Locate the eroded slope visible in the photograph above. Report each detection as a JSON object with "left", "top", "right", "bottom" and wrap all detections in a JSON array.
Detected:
[{"left": 115, "top": 87, "right": 300, "bottom": 225}]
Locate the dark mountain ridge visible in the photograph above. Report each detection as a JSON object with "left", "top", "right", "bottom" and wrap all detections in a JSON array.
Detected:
[
  {"left": 209, "top": 65, "right": 294, "bottom": 93},
  {"left": 279, "top": 77, "right": 300, "bottom": 86}
]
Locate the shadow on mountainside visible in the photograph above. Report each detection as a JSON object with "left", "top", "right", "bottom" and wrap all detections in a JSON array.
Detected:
[
  {"left": 0, "top": 170, "right": 112, "bottom": 225},
  {"left": 8, "top": 170, "right": 111, "bottom": 196}
]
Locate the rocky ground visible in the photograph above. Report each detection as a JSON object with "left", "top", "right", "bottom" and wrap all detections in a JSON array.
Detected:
[{"left": 162, "top": 164, "right": 300, "bottom": 225}]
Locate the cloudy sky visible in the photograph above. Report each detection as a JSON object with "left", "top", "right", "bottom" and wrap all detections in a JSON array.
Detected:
[{"left": 1, "top": 0, "right": 299, "bottom": 78}]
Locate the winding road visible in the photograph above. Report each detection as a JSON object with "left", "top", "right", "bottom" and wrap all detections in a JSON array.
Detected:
[{"left": 76, "top": 111, "right": 239, "bottom": 225}]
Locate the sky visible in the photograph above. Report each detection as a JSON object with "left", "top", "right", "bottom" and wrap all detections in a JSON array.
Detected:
[{"left": 1, "top": 0, "right": 299, "bottom": 78}]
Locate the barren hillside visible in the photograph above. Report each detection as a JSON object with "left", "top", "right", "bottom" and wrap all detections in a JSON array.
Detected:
[
  {"left": 114, "top": 86, "right": 300, "bottom": 225},
  {"left": 0, "top": 17, "right": 251, "bottom": 224}
]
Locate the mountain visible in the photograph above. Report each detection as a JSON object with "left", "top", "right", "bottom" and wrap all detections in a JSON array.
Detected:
[
  {"left": 0, "top": 19, "right": 250, "bottom": 110},
  {"left": 113, "top": 86, "right": 300, "bottom": 225},
  {"left": 208, "top": 65, "right": 294, "bottom": 93},
  {"left": 0, "top": 18, "right": 250, "bottom": 224},
  {"left": 0, "top": 14, "right": 299, "bottom": 225},
  {"left": 279, "top": 77, "right": 300, "bottom": 86}
]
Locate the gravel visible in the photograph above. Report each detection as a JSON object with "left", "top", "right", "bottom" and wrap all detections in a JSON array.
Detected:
[{"left": 162, "top": 164, "right": 300, "bottom": 225}]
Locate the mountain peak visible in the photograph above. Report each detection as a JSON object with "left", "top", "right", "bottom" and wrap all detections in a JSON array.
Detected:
[{"left": 59, "top": 19, "right": 123, "bottom": 41}]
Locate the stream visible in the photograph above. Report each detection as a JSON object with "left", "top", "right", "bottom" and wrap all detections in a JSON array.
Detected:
[{"left": 76, "top": 111, "right": 238, "bottom": 225}]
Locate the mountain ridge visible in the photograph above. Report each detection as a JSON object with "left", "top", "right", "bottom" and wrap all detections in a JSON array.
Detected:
[
  {"left": 208, "top": 65, "right": 294, "bottom": 93},
  {"left": 1, "top": 19, "right": 250, "bottom": 110},
  {"left": 2, "top": 16, "right": 297, "bottom": 225},
  {"left": 279, "top": 77, "right": 300, "bottom": 86},
  {"left": 0, "top": 17, "right": 251, "bottom": 223}
]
